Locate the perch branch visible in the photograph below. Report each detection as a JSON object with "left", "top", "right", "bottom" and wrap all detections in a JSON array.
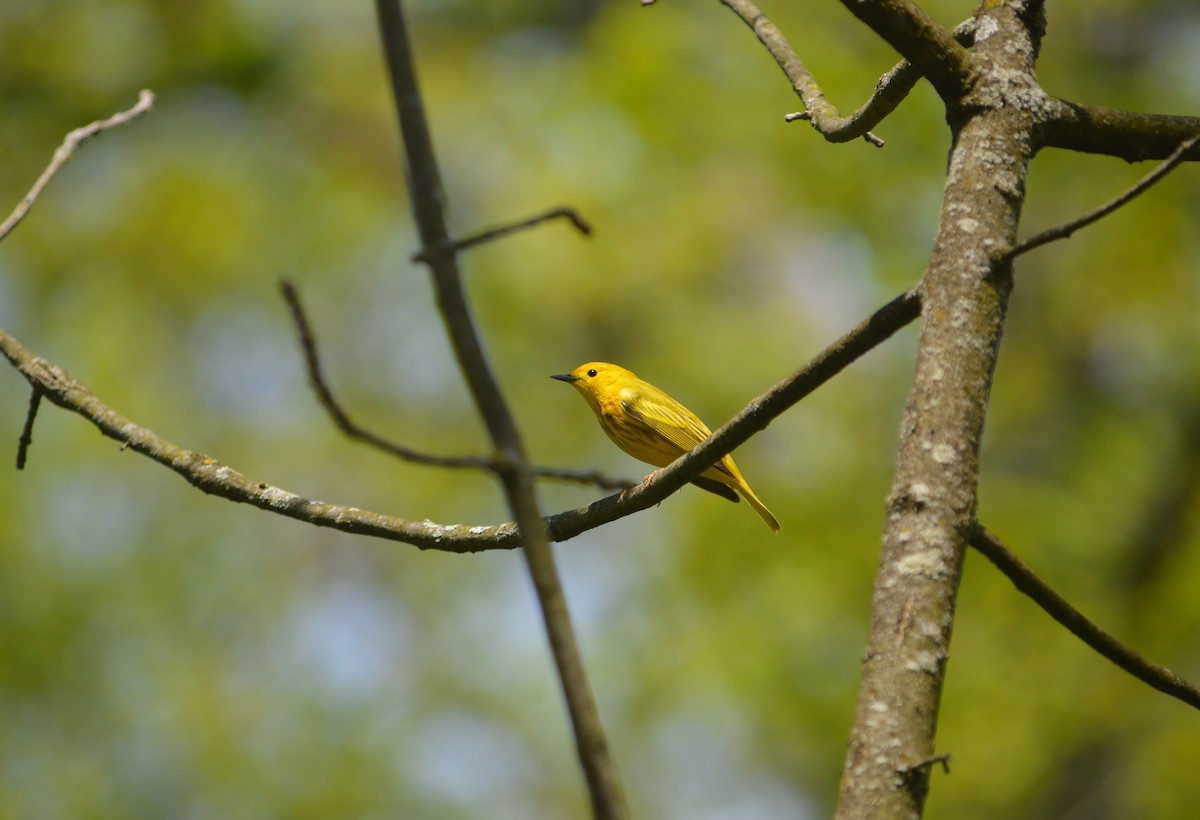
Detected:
[
  {"left": 970, "top": 525, "right": 1200, "bottom": 711},
  {"left": 607, "top": 287, "right": 921, "bottom": 514},
  {"left": 3, "top": 282, "right": 919, "bottom": 550},
  {"left": 0, "top": 90, "right": 155, "bottom": 243},
  {"left": 1013, "top": 132, "right": 1200, "bottom": 257}
]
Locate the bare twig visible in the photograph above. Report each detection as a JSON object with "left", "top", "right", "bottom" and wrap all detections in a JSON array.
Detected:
[
  {"left": 0, "top": 90, "right": 155, "bottom": 243},
  {"left": 373, "top": 3, "right": 627, "bottom": 818},
  {"left": 1013, "top": 133, "right": 1200, "bottom": 257},
  {"left": 281, "top": 278, "right": 496, "bottom": 469},
  {"left": 281, "top": 278, "right": 635, "bottom": 490},
  {"left": 970, "top": 524, "right": 1200, "bottom": 711},
  {"left": 15, "top": 388, "right": 42, "bottom": 469},
  {"left": 0, "top": 326, "right": 517, "bottom": 551},
  {"left": 719, "top": 0, "right": 884, "bottom": 145},
  {"left": 722, "top": 2, "right": 976, "bottom": 147},
  {"left": 412, "top": 206, "right": 591, "bottom": 264}
]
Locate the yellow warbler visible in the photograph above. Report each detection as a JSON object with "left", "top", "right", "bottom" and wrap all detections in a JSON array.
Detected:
[{"left": 552, "top": 362, "right": 780, "bottom": 534}]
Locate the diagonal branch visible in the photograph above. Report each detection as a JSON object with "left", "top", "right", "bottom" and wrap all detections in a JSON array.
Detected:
[
  {"left": 0, "top": 90, "right": 155, "bottom": 243},
  {"left": 1013, "top": 132, "right": 1200, "bottom": 257},
  {"left": 280, "top": 278, "right": 496, "bottom": 470},
  {"left": 970, "top": 524, "right": 1200, "bottom": 711},
  {"left": 373, "top": 3, "right": 627, "bottom": 818}
]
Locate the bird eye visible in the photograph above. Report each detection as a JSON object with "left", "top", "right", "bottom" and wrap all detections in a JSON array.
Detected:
[{"left": 587, "top": 369, "right": 597, "bottom": 377}]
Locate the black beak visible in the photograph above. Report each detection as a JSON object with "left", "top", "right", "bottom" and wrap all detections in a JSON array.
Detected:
[{"left": 551, "top": 373, "right": 578, "bottom": 383}]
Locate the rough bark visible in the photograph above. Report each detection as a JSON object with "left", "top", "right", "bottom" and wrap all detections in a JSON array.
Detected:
[{"left": 835, "top": 3, "right": 1049, "bottom": 817}]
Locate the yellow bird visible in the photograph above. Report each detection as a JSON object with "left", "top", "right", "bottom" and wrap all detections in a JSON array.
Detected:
[{"left": 552, "top": 362, "right": 780, "bottom": 533}]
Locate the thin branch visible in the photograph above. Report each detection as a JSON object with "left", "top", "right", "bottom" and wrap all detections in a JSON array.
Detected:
[
  {"left": 784, "top": 18, "right": 977, "bottom": 138},
  {"left": 0, "top": 325, "right": 517, "bottom": 551},
  {"left": 373, "top": 3, "right": 628, "bottom": 818},
  {"left": 1042, "top": 100, "right": 1200, "bottom": 163},
  {"left": 281, "top": 279, "right": 636, "bottom": 489},
  {"left": 1013, "top": 132, "right": 1200, "bottom": 257},
  {"left": 0, "top": 90, "right": 155, "bottom": 243},
  {"left": 719, "top": 0, "right": 884, "bottom": 145},
  {"left": 280, "top": 278, "right": 495, "bottom": 468},
  {"left": 970, "top": 524, "right": 1200, "bottom": 711},
  {"left": 15, "top": 388, "right": 42, "bottom": 469},
  {"left": 412, "top": 206, "right": 592, "bottom": 264},
  {"left": 720, "top": 0, "right": 977, "bottom": 146},
  {"left": 2, "top": 283, "right": 919, "bottom": 551}
]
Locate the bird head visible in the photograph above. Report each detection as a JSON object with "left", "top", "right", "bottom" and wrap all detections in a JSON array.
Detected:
[{"left": 551, "top": 362, "right": 634, "bottom": 410}]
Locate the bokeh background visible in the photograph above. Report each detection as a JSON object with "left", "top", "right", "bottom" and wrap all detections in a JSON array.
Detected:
[{"left": 2, "top": 1, "right": 1199, "bottom": 817}]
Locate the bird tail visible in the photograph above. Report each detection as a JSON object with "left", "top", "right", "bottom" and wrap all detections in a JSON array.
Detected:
[{"left": 737, "top": 483, "right": 780, "bottom": 534}]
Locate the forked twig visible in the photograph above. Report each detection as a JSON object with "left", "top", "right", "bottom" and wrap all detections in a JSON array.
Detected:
[{"left": 718, "top": 1, "right": 975, "bottom": 147}]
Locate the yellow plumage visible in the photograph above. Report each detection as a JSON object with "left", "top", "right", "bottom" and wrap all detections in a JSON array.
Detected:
[{"left": 552, "top": 362, "right": 780, "bottom": 534}]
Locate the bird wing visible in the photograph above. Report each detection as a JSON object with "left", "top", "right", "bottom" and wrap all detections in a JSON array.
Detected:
[{"left": 620, "top": 385, "right": 711, "bottom": 453}]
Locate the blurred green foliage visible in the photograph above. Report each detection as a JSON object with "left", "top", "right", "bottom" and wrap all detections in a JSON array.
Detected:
[{"left": 1, "top": 1, "right": 1198, "bottom": 817}]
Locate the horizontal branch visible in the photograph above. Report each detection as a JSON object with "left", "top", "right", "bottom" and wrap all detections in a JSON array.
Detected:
[
  {"left": 1042, "top": 100, "right": 1200, "bottom": 162},
  {"left": 970, "top": 524, "right": 1200, "bottom": 711},
  {"left": 2, "top": 286, "right": 919, "bottom": 552}
]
